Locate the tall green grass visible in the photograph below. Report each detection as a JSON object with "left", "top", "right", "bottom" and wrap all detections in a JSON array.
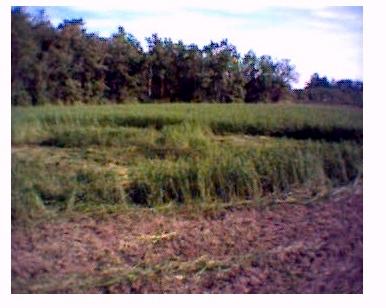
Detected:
[
  {"left": 12, "top": 154, "right": 127, "bottom": 222},
  {"left": 11, "top": 103, "right": 362, "bottom": 222},
  {"left": 12, "top": 103, "right": 362, "bottom": 144},
  {"left": 12, "top": 137, "right": 362, "bottom": 220},
  {"left": 127, "top": 140, "right": 362, "bottom": 206}
]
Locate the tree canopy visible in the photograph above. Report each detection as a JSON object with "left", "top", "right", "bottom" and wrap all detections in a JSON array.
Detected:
[
  {"left": 11, "top": 8, "right": 362, "bottom": 106},
  {"left": 292, "top": 73, "right": 363, "bottom": 107}
]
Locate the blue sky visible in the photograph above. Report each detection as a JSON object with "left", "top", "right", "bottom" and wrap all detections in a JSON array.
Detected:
[{"left": 25, "top": 4, "right": 362, "bottom": 88}]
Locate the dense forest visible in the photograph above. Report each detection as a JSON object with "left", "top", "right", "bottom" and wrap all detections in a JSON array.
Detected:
[{"left": 11, "top": 7, "right": 363, "bottom": 106}]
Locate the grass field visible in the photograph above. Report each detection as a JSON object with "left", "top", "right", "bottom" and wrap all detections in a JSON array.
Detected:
[
  {"left": 12, "top": 103, "right": 362, "bottom": 144},
  {"left": 11, "top": 102, "right": 363, "bottom": 293},
  {"left": 11, "top": 103, "right": 363, "bottom": 223}
]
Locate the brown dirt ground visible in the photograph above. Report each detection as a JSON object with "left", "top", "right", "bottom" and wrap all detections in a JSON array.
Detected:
[{"left": 11, "top": 184, "right": 363, "bottom": 294}]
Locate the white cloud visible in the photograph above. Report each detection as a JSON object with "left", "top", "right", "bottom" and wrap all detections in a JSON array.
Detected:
[{"left": 312, "top": 7, "right": 359, "bottom": 21}]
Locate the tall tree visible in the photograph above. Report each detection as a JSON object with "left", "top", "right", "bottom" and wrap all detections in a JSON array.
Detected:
[
  {"left": 12, "top": 8, "right": 308, "bottom": 105},
  {"left": 242, "top": 52, "right": 297, "bottom": 102},
  {"left": 104, "top": 27, "right": 145, "bottom": 102},
  {"left": 201, "top": 39, "right": 244, "bottom": 102},
  {"left": 11, "top": 7, "right": 40, "bottom": 105}
]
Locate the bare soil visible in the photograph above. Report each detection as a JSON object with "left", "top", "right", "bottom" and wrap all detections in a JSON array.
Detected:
[{"left": 12, "top": 184, "right": 362, "bottom": 293}]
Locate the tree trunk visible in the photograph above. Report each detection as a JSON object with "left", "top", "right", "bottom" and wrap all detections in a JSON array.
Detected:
[{"left": 148, "top": 66, "right": 152, "bottom": 98}]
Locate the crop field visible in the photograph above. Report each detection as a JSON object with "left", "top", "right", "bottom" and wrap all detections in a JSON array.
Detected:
[{"left": 11, "top": 103, "right": 363, "bottom": 293}]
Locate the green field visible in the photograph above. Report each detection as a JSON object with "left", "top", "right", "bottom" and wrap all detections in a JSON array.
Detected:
[{"left": 12, "top": 103, "right": 363, "bottom": 222}]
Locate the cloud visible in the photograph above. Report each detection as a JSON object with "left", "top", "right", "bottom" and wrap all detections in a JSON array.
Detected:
[{"left": 312, "top": 7, "right": 362, "bottom": 21}]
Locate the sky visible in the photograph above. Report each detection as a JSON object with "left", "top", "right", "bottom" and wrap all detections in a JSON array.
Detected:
[{"left": 25, "top": 3, "right": 363, "bottom": 88}]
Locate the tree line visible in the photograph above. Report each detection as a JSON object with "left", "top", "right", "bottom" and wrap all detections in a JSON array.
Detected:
[
  {"left": 293, "top": 73, "right": 363, "bottom": 106},
  {"left": 11, "top": 8, "right": 362, "bottom": 106}
]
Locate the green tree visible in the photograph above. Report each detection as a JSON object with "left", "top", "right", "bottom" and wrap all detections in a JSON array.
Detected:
[
  {"left": 201, "top": 39, "right": 244, "bottom": 102},
  {"left": 105, "top": 27, "right": 145, "bottom": 102},
  {"left": 12, "top": 8, "right": 305, "bottom": 105},
  {"left": 11, "top": 7, "right": 40, "bottom": 105},
  {"left": 243, "top": 52, "right": 297, "bottom": 102}
]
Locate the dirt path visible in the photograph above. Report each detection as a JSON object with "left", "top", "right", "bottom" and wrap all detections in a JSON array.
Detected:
[{"left": 12, "top": 184, "right": 363, "bottom": 293}]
